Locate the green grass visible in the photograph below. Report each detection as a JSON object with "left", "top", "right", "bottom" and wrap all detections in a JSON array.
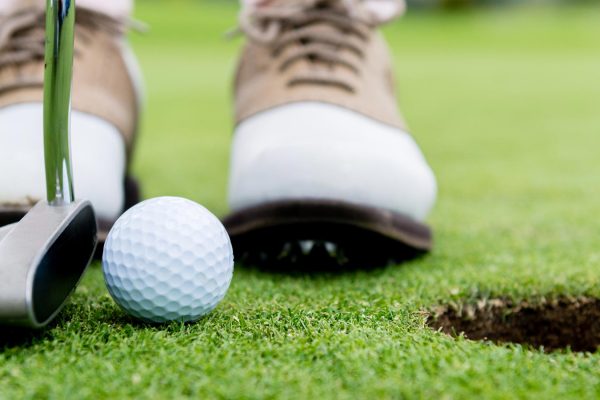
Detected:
[{"left": 3, "top": 2, "right": 600, "bottom": 398}]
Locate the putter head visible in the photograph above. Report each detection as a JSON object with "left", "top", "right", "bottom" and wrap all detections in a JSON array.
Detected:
[{"left": 0, "top": 200, "right": 97, "bottom": 328}]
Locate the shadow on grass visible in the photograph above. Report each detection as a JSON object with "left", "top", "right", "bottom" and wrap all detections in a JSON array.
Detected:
[
  {"left": 0, "top": 325, "right": 55, "bottom": 350},
  {"left": 0, "top": 314, "right": 202, "bottom": 350},
  {"left": 96, "top": 304, "right": 215, "bottom": 331},
  {"left": 234, "top": 239, "right": 429, "bottom": 276}
]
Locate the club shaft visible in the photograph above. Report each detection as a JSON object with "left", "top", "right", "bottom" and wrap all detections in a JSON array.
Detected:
[{"left": 44, "top": 0, "right": 76, "bottom": 205}]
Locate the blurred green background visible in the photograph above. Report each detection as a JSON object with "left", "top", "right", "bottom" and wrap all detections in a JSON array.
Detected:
[
  {"left": 196, "top": 0, "right": 600, "bottom": 9},
  {"left": 131, "top": 0, "right": 600, "bottom": 222},
  {"left": 403, "top": 0, "right": 599, "bottom": 9}
]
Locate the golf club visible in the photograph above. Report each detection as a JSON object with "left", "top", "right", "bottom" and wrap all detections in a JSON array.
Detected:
[{"left": 0, "top": 0, "right": 97, "bottom": 328}]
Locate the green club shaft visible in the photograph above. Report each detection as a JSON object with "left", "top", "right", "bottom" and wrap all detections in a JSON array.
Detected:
[{"left": 44, "top": 0, "right": 76, "bottom": 205}]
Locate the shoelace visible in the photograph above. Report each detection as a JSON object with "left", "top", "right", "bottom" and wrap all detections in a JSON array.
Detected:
[
  {"left": 238, "top": 0, "right": 376, "bottom": 92},
  {"left": 0, "top": 8, "right": 140, "bottom": 94}
]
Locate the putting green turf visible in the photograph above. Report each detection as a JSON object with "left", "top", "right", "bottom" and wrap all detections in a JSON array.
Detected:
[{"left": 2, "top": 2, "right": 600, "bottom": 398}]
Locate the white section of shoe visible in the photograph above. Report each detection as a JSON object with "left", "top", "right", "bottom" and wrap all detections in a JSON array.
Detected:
[
  {"left": 0, "top": 103, "right": 126, "bottom": 222},
  {"left": 228, "top": 102, "right": 437, "bottom": 221}
]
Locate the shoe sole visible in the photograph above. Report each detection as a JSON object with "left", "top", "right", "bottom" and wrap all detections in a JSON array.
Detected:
[
  {"left": 223, "top": 199, "right": 433, "bottom": 269},
  {"left": 0, "top": 175, "right": 141, "bottom": 259}
]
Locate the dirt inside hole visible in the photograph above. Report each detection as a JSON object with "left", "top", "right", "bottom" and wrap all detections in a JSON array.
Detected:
[{"left": 428, "top": 296, "right": 600, "bottom": 353}]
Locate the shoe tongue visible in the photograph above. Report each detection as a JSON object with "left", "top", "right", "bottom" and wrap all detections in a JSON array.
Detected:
[{"left": 242, "top": 0, "right": 404, "bottom": 24}]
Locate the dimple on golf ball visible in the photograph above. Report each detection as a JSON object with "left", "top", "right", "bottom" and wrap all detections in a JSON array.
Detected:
[{"left": 102, "top": 197, "right": 234, "bottom": 323}]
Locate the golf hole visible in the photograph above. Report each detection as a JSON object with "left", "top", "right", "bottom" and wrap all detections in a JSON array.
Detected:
[{"left": 427, "top": 296, "right": 600, "bottom": 353}]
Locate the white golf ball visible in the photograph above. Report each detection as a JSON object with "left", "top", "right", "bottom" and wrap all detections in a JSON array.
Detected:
[{"left": 102, "top": 197, "right": 234, "bottom": 323}]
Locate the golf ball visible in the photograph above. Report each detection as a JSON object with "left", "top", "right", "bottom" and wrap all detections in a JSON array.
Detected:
[{"left": 102, "top": 197, "right": 234, "bottom": 323}]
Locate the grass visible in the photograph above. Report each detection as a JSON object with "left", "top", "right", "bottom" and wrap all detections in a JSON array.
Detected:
[{"left": 3, "top": 2, "right": 600, "bottom": 398}]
